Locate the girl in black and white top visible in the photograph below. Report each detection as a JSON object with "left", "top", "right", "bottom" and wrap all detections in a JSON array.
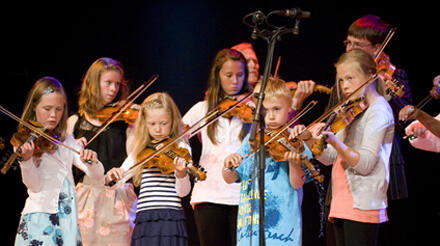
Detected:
[{"left": 107, "top": 92, "right": 191, "bottom": 246}]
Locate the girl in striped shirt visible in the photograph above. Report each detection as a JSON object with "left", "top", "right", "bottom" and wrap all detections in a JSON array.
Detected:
[{"left": 107, "top": 92, "right": 191, "bottom": 246}]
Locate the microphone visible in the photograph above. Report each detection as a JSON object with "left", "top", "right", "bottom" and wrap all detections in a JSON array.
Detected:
[
  {"left": 252, "top": 11, "right": 265, "bottom": 24},
  {"left": 277, "top": 8, "right": 311, "bottom": 19}
]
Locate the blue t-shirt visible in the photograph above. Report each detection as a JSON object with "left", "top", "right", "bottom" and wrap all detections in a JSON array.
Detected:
[{"left": 235, "top": 133, "right": 313, "bottom": 246}]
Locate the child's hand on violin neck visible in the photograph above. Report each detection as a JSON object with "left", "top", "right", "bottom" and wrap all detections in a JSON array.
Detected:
[
  {"left": 224, "top": 153, "right": 243, "bottom": 169},
  {"left": 80, "top": 149, "right": 97, "bottom": 164},
  {"left": 285, "top": 151, "right": 302, "bottom": 166},
  {"left": 17, "top": 140, "right": 35, "bottom": 162}
]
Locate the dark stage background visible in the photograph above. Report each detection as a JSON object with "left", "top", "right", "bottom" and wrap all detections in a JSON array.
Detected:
[{"left": 1, "top": 1, "right": 438, "bottom": 245}]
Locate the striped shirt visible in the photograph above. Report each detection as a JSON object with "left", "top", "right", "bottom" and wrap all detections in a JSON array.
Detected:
[{"left": 136, "top": 167, "right": 183, "bottom": 212}]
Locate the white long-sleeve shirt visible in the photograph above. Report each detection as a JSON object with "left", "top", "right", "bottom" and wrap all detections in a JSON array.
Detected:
[
  {"left": 182, "top": 101, "right": 245, "bottom": 206},
  {"left": 20, "top": 134, "right": 104, "bottom": 214}
]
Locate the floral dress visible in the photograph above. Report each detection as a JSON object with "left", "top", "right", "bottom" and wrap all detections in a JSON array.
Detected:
[{"left": 15, "top": 178, "right": 82, "bottom": 246}]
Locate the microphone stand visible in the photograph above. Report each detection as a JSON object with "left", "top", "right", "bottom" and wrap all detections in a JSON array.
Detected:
[{"left": 242, "top": 9, "right": 309, "bottom": 246}]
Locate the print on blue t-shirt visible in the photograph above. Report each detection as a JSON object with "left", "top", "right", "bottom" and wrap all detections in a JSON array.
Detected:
[{"left": 235, "top": 133, "right": 313, "bottom": 246}]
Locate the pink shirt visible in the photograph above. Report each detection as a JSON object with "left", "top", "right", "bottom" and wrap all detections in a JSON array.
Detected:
[{"left": 329, "top": 156, "right": 388, "bottom": 223}]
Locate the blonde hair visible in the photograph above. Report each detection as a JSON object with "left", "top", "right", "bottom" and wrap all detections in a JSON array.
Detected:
[
  {"left": 78, "top": 57, "right": 128, "bottom": 117},
  {"left": 131, "top": 92, "right": 182, "bottom": 186},
  {"left": 334, "top": 49, "right": 384, "bottom": 100},
  {"left": 21, "top": 76, "right": 68, "bottom": 141},
  {"left": 253, "top": 77, "right": 292, "bottom": 107}
]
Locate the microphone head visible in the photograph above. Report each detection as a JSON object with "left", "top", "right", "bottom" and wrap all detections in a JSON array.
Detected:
[{"left": 285, "top": 8, "right": 311, "bottom": 18}]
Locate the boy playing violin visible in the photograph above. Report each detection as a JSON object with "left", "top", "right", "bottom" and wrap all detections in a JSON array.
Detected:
[{"left": 222, "top": 77, "right": 313, "bottom": 246}]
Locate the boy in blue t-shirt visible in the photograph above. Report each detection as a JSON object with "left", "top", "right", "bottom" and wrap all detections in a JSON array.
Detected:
[{"left": 222, "top": 77, "right": 313, "bottom": 246}]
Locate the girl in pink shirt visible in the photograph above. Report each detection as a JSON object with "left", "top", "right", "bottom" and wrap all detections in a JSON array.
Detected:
[{"left": 292, "top": 49, "right": 394, "bottom": 246}]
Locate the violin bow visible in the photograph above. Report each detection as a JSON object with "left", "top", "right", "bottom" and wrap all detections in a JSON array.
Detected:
[
  {"left": 86, "top": 74, "right": 158, "bottom": 146},
  {"left": 115, "top": 93, "right": 254, "bottom": 185},
  {"left": 374, "top": 27, "right": 396, "bottom": 62},
  {"left": 274, "top": 56, "right": 281, "bottom": 78}
]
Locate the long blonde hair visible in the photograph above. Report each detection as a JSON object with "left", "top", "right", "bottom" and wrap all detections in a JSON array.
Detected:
[
  {"left": 131, "top": 92, "right": 182, "bottom": 186},
  {"left": 205, "top": 48, "right": 250, "bottom": 144},
  {"left": 78, "top": 57, "right": 129, "bottom": 117},
  {"left": 21, "top": 76, "right": 68, "bottom": 141}
]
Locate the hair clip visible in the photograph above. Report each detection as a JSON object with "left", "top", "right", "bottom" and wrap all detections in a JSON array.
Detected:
[{"left": 42, "top": 87, "right": 54, "bottom": 95}]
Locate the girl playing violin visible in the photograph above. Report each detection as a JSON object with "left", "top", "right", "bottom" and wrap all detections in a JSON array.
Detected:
[
  {"left": 222, "top": 77, "right": 313, "bottom": 246},
  {"left": 292, "top": 49, "right": 394, "bottom": 246},
  {"left": 106, "top": 92, "right": 191, "bottom": 246},
  {"left": 14, "top": 76, "right": 104, "bottom": 245},
  {"left": 67, "top": 57, "right": 134, "bottom": 175},
  {"left": 181, "top": 48, "right": 250, "bottom": 246},
  {"left": 66, "top": 57, "right": 137, "bottom": 245}
]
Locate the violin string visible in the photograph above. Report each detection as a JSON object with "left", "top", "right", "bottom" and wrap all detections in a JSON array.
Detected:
[{"left": 374, "top": 27, "right": 396, "bottom": 62}]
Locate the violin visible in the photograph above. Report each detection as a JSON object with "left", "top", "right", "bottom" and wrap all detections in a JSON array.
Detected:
[
  {"left": 372, "top": 27, "right": 405, "bottom": 98},
  {"left": 217, "top": 95, "right": 253, "bottom": 123},
  {"left": 311, "top": 98, "right": 368, "bottom": 156},
  {"left": 248, "top": 128, "right": 324, "bottom": 183},
  {"left": 250, "top": 128, "right": 304, "bottom": 161},
  {"left": 137, "top": 138, "right": 206, "bottom": 181},
  {"left": 1, "top": 120, "right": 57, "bottom": 174},
  {"left": 242, "top": 101, "right": 323, "bottom": 182},
  {"left": 96, "top": 102, "right": 139, "bottom": 125},
  {"left": 0, "top": 105, "right": 94, "bottom": 174},
  {"left": 375, "top": 53, "right": 404, "bottom": 98},
  {"left": 328, "top": 97, "right": 368, "bottom": 133}
]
